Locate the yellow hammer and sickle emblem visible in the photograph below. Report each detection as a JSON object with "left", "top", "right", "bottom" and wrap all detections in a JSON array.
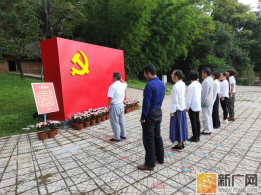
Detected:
[{"left": 71, "top": 50, "right": 89, "bottom": 76}]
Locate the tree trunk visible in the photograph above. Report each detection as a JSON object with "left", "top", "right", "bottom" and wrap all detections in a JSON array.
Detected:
[
  {"left": 16, "top": 61, "right": 24, "bottom": 80},
  {"left": 40, "top": 64, "right": 44, "bottom": 81},
  {"left": 42, "top": 0, "right": 53, "bottom": 39}
]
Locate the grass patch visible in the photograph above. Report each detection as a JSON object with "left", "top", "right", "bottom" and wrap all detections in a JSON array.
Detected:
[
  {"left": 0, "top": 73, "right": 43, "bottom": 137},
  {"left": 127, "top": 79, "right": 172, "bottom": 95}
]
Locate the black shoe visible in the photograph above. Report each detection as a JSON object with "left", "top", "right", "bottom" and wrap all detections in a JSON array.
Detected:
[
  {"left": 109, "top": 138, "right": 120, "bottom": 142},
  {"left": 172, "top": 145, "right": 183, "bottom": 151},
  {"left": 182, "top": 144, "right": 185, "bottom": 149},
  {"left": 200, "top": 131, "right": 211, "bottom": 135},
  {"left": 188, "top": 137, "right": 198, "bottom": 142},
  {"left": 120, "top": 136, "right": 126, "bottom": 139}
]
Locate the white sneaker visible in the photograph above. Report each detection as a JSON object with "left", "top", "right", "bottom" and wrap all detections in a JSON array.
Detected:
[{"left": 222, "top": 119, "right": 228, "bottom": 124}]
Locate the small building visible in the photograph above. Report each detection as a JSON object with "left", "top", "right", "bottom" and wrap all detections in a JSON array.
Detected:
[{"left": 0, "top": 57, "right": 42, "bottom": 74}]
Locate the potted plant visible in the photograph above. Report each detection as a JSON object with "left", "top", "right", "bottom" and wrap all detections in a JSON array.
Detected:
[
  {"left": 70, "top": 115, "right": 77, "bottom": 128},
  {"left": 101, "top": 108, "right": 106, "bottom": 121},
  {"left": 131, "top": 100, "right": 135, "bottom": 111},
  {"left": 105, "top": 108, "right": 110, "bottom": 120},
  {"left": 36, "top": 122, "right": 48, "bottom": 140},
  {"left": 47, "top": 121, "right": 60, "bottom": 135},
  {"left": 135, "top": 100, "right": 140, "bottom": 109},
  {"left": 90, "top": 112, "right": 97, "bottom": 125},
  {"left": 125, "top": 102, "right": 130, "bottom": 113},
  {"left": 83, "top": 114, "right": 90, "bottom": 127},
  {"left": 96, "top": 111, "right": 102, "bottom": 123},
  {"left": 74, "top": 115, "right": 84, "bottom": 130}
]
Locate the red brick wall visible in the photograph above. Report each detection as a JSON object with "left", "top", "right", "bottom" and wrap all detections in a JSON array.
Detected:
[
  {"left": 21, "top": 61, "right": 42, "bottom": 73},
  {"left": 0, "top": 60, "right": 42, "bottom": 73},
  {"left": 0, "top": 61, "right": 9, "bottom": 73}
]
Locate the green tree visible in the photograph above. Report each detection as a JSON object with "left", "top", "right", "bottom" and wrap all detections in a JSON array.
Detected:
[{"left": 0, "top": 0, "right": 42, "bottom": 79}]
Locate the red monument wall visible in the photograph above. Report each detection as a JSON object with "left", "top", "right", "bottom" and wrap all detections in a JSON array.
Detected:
[{"left": 40, "top": 37, "right": 125, "bottom": 121}]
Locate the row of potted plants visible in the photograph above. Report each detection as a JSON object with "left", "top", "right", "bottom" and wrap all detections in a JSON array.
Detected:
[
  {"left": 124, "top": 100, "right": 140, "bottom": 113},
  {"left": 70, "top": 107, "right": 110, "bottom": 130},
  {"left": 36, "top": 121, "right": 61, "bottom": 140},
  {"left": 70, "top": 100, "right": 140, "bottom": 130}
]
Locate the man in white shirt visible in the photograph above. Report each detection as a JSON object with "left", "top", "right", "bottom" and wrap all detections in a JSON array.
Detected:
[
  {"left": 201, "top": 67, "right": 214, "bottom": 135},
  {"left": 211, "top": 71, "right": 220, "bottom": 129},
  {"left": 107, "top": 72, "right": 127, "bottom": 141},
  {"left": 186, "top": 70, "right": 201, "bottom": 142}
]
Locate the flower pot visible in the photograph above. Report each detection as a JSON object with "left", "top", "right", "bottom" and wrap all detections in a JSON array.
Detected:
[
  {"left": 51, "top": 128, "right": 59, "bottom": 135},
  {"left": 101, "top": 116, "right": 106, "bottom": 121},
  {"left": 54, "top": 128, "right": 59, "bottom": 135},
  {"left": 37, "top": 132, "right": 46, "bottom": 140},
  {"left": 71, "top": 122, "right": 76, "bottom": 128},
  {"left": 84, "top": 121, "right": 90, "bottom": 127},
  {"left": 47, "top": 131, "right": 55, "bottom": 138},
  {"left": 106, "top": 115, "right": 110, "bottom": 120},
  {"left": 96, "top": 117, "right": 101, "bottom": 123},
  {"left": 76, "top": 123, "right": 83, "bottom": 130},
  {"left": 124, "top": 110, "right": 126, "bottom": 114},
  {"left": 131, "top": 107, "right": 135, "bottom": 111},
  {"left": 125, "top": 109, "right": 129, "bottom": 113},
  {"left": 90, "top": 119, "right": 96, "bottom": 125}
]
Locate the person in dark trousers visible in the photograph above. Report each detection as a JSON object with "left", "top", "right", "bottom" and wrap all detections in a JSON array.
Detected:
[
  {"left": 227, "top": 69, "right": 236, "bottom": 121},
  {"left": 219, "top": 72, "right": 230, "bottom": 124},
  {"left": 138, "top": 64, "right": 165, "bottom": 171},
  {"left": 211, "top": 71, "right": 221, "bottom": 129},
  {"left": 186, "top": 70, "right": 202, "bottom": 142}
]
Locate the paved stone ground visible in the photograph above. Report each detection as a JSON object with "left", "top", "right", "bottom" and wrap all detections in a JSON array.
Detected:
[{"left": 1, "top": 86, "right": 261, "bottom": 195}]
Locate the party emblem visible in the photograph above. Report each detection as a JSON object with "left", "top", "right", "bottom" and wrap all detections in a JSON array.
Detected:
[{"left": 71, "top": 50, "right": 89, "bottom": 76}]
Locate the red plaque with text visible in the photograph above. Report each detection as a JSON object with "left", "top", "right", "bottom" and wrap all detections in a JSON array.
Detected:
[
  {"left": 40, "top": 37, "right": 125, "bottom": 121},
  {"left": 31, "top": 83, "right": 59, "bottom": 115}
]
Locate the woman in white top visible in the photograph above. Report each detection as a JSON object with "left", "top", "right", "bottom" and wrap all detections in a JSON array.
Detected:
[
  {"left": 169, "top": 69, "right": 188, "bottom": 151},
  {"left": 211, "top": 71, "right": 221, "bottom": 129},
  {"left": 219, "top": 72, "right": 229, "bottom": 123},
  {"left": 227, "top": 69, "right": 236, "bottom": 121},
  {"left": 186, "top": 70, "right": 201, "bottom": 142}
]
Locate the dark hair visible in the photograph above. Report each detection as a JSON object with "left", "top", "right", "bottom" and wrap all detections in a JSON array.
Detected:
[
  {"left": 189, "top": 70, "right": 199, "bottom": 81},
  {"left": 143, "top": 63, "right": 157, "bottom": 75},
  {"left": 222, "top": 72, "right": 230, "bottom": 92},
  {"left": 202, "top": 67, "right": 211, "bottom": 76},
  {"left": 174, "top": 69, "right": 185, "bottom": 80},
  {"left": 113, "top": 72, "right": 121, "bottom": 80},
  {"left": 227, "top": 69, "right": 236, "bottom": 76},
  {"left": 211, "top": 71, "right": 220, "bottom": 80}
]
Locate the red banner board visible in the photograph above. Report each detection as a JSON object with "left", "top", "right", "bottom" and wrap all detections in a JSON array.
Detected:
[
  {"left": 40, "top": 37, "right": 125, "bottom": 121},
  {"left": 31, "top": 83, "right": 59, "bottom": 115}
]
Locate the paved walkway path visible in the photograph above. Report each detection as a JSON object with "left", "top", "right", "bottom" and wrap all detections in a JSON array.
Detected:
[{"left": 0, "top": 86, "right": 261, "bottom": 194}]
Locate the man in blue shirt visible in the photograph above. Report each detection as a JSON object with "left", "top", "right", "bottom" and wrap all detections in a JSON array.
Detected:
[{"left": 138, "top": 64, "right": 165, "bottom": 171}]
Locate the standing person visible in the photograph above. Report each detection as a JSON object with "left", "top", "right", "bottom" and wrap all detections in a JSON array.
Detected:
[
  {"left": 219, "top": 72, "right": 229, "bottom": 124},
  {"left": 201, "top": 67, "right": 214, "bottom": 135},
  {"left": 186, "top": 70, "right": 201, "bottom": 142},
  {"left": 227, "top": 69, "right": 236, "bottom": 121},
  {"left": 211, "top": 71, "right": 220, "bottom": 129},
  {"left": 107, "top": 72, "right": 127, "bottom": 142},
  {"left": 138, "top": 64, "right": 165, "bottom": 171},
  {"left": 170, "top": 70, "right": 188, "bottom": 151}
]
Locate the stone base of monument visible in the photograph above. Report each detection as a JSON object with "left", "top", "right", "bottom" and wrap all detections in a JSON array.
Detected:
[{"left": 59, "top": 120, "right": 72, "bottom": 129}]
